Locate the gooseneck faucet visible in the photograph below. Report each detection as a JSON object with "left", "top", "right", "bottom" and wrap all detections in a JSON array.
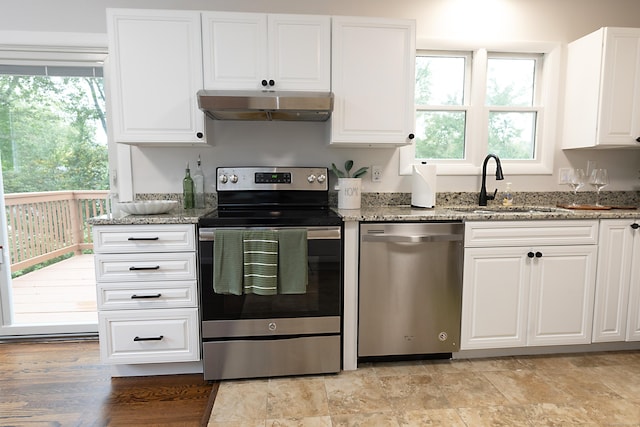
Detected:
[{"left": 479, "top": 154, "right": 504, "bottom": 206}]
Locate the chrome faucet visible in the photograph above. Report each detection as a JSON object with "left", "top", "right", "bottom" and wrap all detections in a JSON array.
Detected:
[{"left": 479, "top": 154, "right": 504, "bottom": 206}]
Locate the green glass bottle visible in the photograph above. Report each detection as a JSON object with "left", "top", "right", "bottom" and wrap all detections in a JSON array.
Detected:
[{"left": 183, "top": 162, "right": 194, "bottom": 209}]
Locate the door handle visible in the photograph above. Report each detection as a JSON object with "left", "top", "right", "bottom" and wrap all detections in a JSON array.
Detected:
[{"left": 362, "top": 234, "right": 463, "bottom": 243}]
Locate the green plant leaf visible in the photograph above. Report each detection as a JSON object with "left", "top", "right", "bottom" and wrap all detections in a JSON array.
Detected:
[
  {"left": 352, "top": 167, "right": 369, "bottom": 178},
  {"left": 344, "top": 160, "right": 354, "bottom": 176},
  {"left": 330, "top": 163, "right": 345, "bottom": 178}
]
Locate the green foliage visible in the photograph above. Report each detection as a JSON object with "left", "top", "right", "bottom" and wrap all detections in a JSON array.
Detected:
[
  {"left": 0, "top": 75, "right": 108, "bottom": 193},
  {"left": 331, "top": 161, "right": 368, "bottom": 178}
]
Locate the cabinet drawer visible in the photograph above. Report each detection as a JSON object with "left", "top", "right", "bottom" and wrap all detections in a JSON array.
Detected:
[
  {"left": 93, "top": 224, "right": 195, "bottom": 253},
  {"left": 98, "top": 308, "right": 199, "bottom": 364},
  {"left": 465, "top": 220, "right": 599, "bottom": 247},
  {"left": 95, "top": 252, "right": 196, "bottom": 282},
  {"left": 97, "top": 281, "right": 197, "bottom": 310}
]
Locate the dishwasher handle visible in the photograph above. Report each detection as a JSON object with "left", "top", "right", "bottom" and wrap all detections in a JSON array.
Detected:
[{"left": 362, "top": 233, "right": 463, "bottom": 243}]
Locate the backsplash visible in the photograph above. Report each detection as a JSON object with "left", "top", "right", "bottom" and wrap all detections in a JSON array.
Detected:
[{"left": 138, "top": 191, "right": 640, "bottom": 209}]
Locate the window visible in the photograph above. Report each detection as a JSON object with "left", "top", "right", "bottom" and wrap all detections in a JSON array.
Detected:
[
  {"left": 400, "top": 43, "right": 560, "bottom": 176},
  {"left": 0, "top": 65, "right": 107, "bottom": 193},
  {"left": 414, "top": 52, "right": 470, "bottom": 160}
]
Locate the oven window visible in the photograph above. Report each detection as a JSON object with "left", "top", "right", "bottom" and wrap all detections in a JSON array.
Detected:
[{"left": 200, "top": 238, "right": 342, "bottom": 320}]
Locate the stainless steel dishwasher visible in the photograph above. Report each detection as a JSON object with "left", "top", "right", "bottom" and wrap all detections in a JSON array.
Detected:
[{"left": 358, "top": 222, "right": 463, "bottom": 358}]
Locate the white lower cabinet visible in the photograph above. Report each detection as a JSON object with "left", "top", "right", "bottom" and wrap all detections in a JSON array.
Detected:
[
  {"left": 592, "top": 219, "right": 640, "bottom": 342},
  {"left": 93, "top": 224, "right": 200, "bottom": 369},
  {"left": 461, "top": 221, "right": 599, "bottom": 350}
]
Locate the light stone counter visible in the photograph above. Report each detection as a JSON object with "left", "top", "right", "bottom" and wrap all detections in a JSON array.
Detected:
[{"left": 335, "top": 204, "right": 640, "bottom": 222}]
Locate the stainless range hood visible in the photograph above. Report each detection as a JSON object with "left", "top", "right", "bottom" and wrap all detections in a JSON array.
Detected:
[{"left": 197, "top": 89, "right": 334, "bottom": 121}]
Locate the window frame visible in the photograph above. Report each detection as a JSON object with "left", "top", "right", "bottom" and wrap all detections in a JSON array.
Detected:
[{"left": 400, "top": 40, "right": 560, "bottom": 176}]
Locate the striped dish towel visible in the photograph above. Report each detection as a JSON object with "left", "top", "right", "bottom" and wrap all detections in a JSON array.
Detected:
[{"left": 243, "top": 230, "right": 278, "bottom": 295}]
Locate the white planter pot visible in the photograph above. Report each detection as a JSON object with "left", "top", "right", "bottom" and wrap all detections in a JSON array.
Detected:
[{"left": 338, "top": 178, "right": 362, "bottom": 209}]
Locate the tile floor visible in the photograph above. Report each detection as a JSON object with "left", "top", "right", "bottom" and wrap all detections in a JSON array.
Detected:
[{"left": 208, "top": 351, "right": 640, "bottom": 426}]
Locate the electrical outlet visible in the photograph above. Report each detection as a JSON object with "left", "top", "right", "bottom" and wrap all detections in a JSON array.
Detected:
[
  {"left": 558, "top": 168, "right": 571, "bottom": 184},
  {"left": 371, "top": 165, "right": 382, "bottom": 182}
]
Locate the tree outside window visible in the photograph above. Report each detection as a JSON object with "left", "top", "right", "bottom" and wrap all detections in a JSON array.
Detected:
[{"left": 0, "top": 65, "right": 108, "bottom": 194}]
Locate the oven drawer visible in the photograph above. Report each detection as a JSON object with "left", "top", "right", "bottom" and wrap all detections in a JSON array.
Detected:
[
  {"left": 202, "top": 334, "right": 340, "bottom": 380},
  {"left": 97, "top": 281, "right": 197, "bottom": 310},
  {"left": 95, "top": 252, "right": 197, "bottom": 282},
  {"left": 93, "top": 224, "right": 196, "bottom": 253},
  {"left": 98, "top": 308, "right": 199, "bottom": 364}
]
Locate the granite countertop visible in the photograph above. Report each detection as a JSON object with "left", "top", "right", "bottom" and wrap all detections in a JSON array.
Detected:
[
  {"left": 88, "top": 204, "right": 640, "bottom": 225},
  {"left": 335, "top": 205, "right": 640, "bottom": 222}
]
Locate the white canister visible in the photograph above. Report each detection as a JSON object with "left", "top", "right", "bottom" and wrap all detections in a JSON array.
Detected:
[{"left": 338, "top": 178, "right": 362, "bottom": 209}]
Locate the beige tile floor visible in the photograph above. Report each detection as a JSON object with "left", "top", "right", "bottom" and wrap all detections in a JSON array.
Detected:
[{"left": 208, "top": 351, "right": 640, "bottom": 426}]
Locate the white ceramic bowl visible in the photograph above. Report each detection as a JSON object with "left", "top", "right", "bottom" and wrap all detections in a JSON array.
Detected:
[{"left": 118, "top": 200, "right": 178, "bottom": 215}]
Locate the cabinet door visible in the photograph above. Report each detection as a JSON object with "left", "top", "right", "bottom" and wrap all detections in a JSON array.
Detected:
[
  {"left": 593, "top": 220, "right": 635, "bottom": 342},
  {"left": 267, "top": 14, "right": 330, "bottom": 91},
  {"left": 330, "top": 17, "right": 415, "bottom": 146},
  {"left": 598, "top": 28, "right": 640, "bottom": 147},
  {"left": 528, "top": 245, "right": 597, "bottom": 346},
  {"left": 201, "top": 12, "right": 268, "bottom": 90},
  {"left": 461, "top": 247, "right": 530, "bottom": 350},
  {"left": 626, "top": 224, "right": 640, "bottom": 341},
  {"left": 107, "top": 9, "right": 205, "bottom": 144}
]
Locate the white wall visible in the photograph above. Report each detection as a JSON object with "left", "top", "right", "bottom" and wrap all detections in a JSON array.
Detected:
[{"left": 4, "top": 0, "right": 640, "bottom": 195}]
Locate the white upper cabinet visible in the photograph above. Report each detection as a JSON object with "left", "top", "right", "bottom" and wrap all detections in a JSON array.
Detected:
[
  {"left": 563, "top": 27, "right": 640, "bottom": 149},
  {"left": 330, "top": 17, "right": 416, "bottom": 147},
  {"left": 201, "top": 12, "right": 331, "bottom": 91},
  {"left": 107, "top": 9, "right": 206, "bottom": 145}
]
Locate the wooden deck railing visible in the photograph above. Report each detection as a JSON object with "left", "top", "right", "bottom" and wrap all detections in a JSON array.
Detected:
[{"left": 4, "top": 190, "right": 109, "bottom": 273}]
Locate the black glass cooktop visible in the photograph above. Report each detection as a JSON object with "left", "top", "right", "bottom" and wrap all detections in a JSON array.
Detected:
[{"left": 198, "top": 207, "right": 342, "bottom": 227}]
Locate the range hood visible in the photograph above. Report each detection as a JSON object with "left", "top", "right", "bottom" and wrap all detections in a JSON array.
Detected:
[{"left": 197, "top": 90, "right": 334, "bottom": 122}]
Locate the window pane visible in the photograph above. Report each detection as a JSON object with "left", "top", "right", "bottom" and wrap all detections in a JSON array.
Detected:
[
  {"left": 0, "top": 73, "right": 108, "bottom": 193},
  {"left": 415, "top": 56, "right": 465, "bottom": 105},
  {"left": 488, "top": 111, "right": 536, "bottom": 159},
  {"left": 415, "top": 111, "right": 466, "bottom": 159},
  {"left": 486, "top": 58, "right": 535, "bottom": 107}
]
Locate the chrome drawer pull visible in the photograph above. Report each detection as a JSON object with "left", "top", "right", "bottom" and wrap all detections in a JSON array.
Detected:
[
  {"left": 128, "top": 265, "right": 160, "bottom": 271},
  {"left": 127, "top": 237, "right": 160, "bottom": 241},
  {"left": 133, "top": 335, "right": 164, "bottom": 342},
  {"left": 131, "top": 293, "right": 162, "bottom": 299}
]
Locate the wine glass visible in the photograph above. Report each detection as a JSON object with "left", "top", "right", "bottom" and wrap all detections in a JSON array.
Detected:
[
  {"left": 566, "top": 168, "right": 586, "bottom": 206},
  {"left": 589, "top": 168, "right": 609, "bottom": 206}
]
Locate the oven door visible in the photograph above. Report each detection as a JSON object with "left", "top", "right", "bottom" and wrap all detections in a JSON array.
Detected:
[{"left": 198, "top": 226, "right": 342, "bottom": 325}]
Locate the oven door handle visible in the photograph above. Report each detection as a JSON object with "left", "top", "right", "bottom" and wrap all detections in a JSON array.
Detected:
[{"left": 199, "top": 227, "right": 341, "bottom": 241}]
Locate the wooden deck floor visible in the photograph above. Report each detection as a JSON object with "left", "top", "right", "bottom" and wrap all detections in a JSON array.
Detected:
[{"left": 10, "top": 254, "right": 97, "bottom": 325}]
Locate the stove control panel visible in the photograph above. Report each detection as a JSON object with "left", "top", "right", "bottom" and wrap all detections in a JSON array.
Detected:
[{"left": 217, "top": 167, "right": 329, "bottom": 191}]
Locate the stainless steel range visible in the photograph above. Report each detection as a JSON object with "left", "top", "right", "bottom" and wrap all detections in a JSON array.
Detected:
[{"left": 198, "top": 167, "right": 343, "bottom": 381}]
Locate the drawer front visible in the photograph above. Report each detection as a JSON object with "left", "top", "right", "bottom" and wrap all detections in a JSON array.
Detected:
[
  {"left": 99, "top": 308, "right": 199, "bottom": 364},
  {"left": 465, "top": 220, "right": 599, "bottom": 247},
  {"left": 97, "top": 281, "right": 197, "bottom": 310},
  {"left": 93, "top": 224, "right": 195, "bottom": 253},
  {"left": 95, "top": 252, "right": 196, "bottom": 282}
]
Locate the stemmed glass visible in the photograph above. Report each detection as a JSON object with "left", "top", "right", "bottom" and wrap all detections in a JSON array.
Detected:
[
  {"left": 566, "top": 168, "right": 586, "bottom": 206},
  {"left": 589, "top": 168, "right": 609, "bottom": 206}
]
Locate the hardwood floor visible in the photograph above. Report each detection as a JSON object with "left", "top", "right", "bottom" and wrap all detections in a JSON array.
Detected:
[{"left": 0, "top": 339, "right": 217, "bottom": 426}]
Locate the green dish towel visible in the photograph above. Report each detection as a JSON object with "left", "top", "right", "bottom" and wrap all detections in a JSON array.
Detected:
[
  {"left": 243, "top": 230, "right": 278, "bottom": 295},
  {"left": 278, "top": 229, "right": 308, "bottom": 294},
  {"left": 213, "top": 230, "right": 243, "bottom": 295}
]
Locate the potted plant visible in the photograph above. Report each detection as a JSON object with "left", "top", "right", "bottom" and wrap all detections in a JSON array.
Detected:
[{"left": 331, "top": 161, "right": 368, "bottom": 209}]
